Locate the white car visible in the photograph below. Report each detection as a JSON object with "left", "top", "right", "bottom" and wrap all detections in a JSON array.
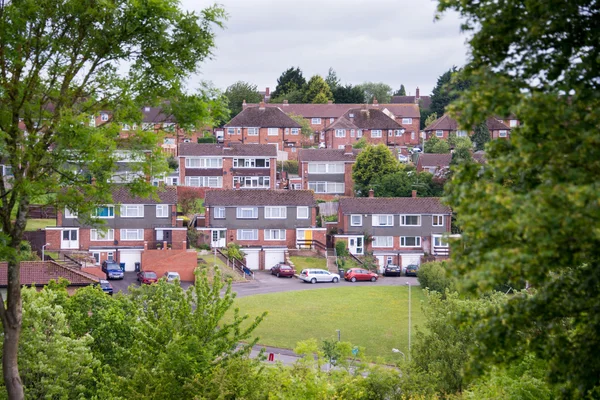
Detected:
[
  {"left": 299, "top": 268, "right": 340, "bottom": 284},
  {"left": 163, "top": 271, "right": 181, "bottom": 284},
  {"left": 398, "top": 154, "right": 409, "bottom": 163},
  {"left": 318, "top": 142, "right": 326, "bottom": 149}
]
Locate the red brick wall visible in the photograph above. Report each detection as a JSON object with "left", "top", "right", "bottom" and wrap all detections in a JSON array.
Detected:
[
  {"left": 45, "top": 230, "right": 61, "bottom": 251},
  {"left": 171, "top": 230, "right": 187, "bottom": 250},
  {"left": 141, "top": 250, "right": 198, "bottom": 281},
  {"left": 344, "top": 163, "right": 355, "bottom": 196}
]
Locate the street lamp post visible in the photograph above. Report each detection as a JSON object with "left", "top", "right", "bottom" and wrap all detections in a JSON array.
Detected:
[
  {"left": 406, "top": 281, "right": 412, "bottom": 361},
  {"left": 336, "top": 329, "right": 341, "bottom": 342},
  {"left": 41, "top": 243, "right": 50, "bottom": 261}
]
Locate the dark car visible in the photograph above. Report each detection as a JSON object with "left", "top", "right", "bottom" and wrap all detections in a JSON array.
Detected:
[
  {"left": 102, "top": 261, "right": 124, "bottom": 280},
  {"left": 137, "top": 270, "right": 158, "bottom": 285},
  {"left": 405, "top": 264, "right": 419, "bottom": 277},
  {"left": 270, "top": 263, "right": 295, "bottom": 278},
  {"left": 344, "top": 268, "right": 378, "bottom": 282},
  {"left": 383, "top": 265, "right": 402, "bottom": 277},
  {"left": 99, "top": 279, "right": 113, "bottom": 295}
]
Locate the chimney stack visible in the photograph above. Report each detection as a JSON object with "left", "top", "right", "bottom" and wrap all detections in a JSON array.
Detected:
[
  {"left": 344, "top": 144, "right": 353, "bottom": 155},
  {"left": 327, "top": 100, "right": 333, "bottom": 105},
  {"left": 415, "top": 87, "right": 420, "bottom": 101},
  {"left": 242, "top": 99, "right": 247, "bottom": 109},
  {"left": 373, "top": 97, "right": 378, "bottom": 106},
  {"left": 412, "top": 190, "right": 417, "bottom": 198},
  {"left": 235, "top": 181, "right": 241, "bottom": 190},
  {"left": 265, "top": 87, "right": 270, "bottom": 96},
  {"left": 368, "top": 188, "right": 374, "bottom": 198},
  {"left": 259, "top": 101, "right": 265, "bottom": 109},
  {"left": 283, "top": 99, "right": 289, "bottom": 105}
]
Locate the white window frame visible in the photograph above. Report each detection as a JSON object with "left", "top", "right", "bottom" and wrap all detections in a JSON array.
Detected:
[
  {"left": 265, "top": 206, "right": 287, "bottom": 219},
  {"left": 247, "top": 127, "right": 259, "bottom": 136},
  {"left": 350, "top": 129, "right": 355, "bottom": 137},
  {"left": 372, "top": 236, "right": 393, "bottom": 248},
  {"left": 233, "top": 158, "right": 270, "bottom": 168},
  {"left": 402, "top": 118, "right": 413, "bottom": 124},
  {"left": 184, "top": 176, "right": 223, "bottom": 188},
  {"left": 297, "top": 207, "right": 309, "bottom": 219},
  {"left": 350, "top": 215, "right": 362, "bottom": 226},
  {"left": 456, "top": 130, "right": 468, "bottom": 137},
  {"left": 432, "top": 234, "right": 449, "bottom": 248},
  {"left": 227, "top": 127, "right": 235, "bottom": 135},
  {"left": 122, "top": 124, "right": 130, "bottom": 131},
  {"left": 93, "top": 205, "right": 114, "bottom": 219},
  {"left": 435, "top": 130, "right": 444, "bottom": 137},
  {"left": 395, "top": 130, "right": 403, "bottom": 137},
  {"left": 264, "top": 229, "right": 286, "bottom": 241},
  {"left": 400, "top": 236, "right": 422, "bottom": 247},
  {"left": 308, "top": 181, "right": 345, "bottom": 194},
  {"left": 236, "top": 207, "right": 258, "bottom": 219},
  {"left": 411, "top": 131, "right": 415, "bottom": 140},
  {"left": 267, "top": 127, "right": 279, "bottom": 136},
  {"left": 311, "top": 118, "right": 321, "bottom": 125},
  {"left": 214, "top": 207, "right": 225, "bottom": 219},
  {"left": 401, "top": 215, "right": 421, "bottom": 226},
  {"left": 357, "top": 130, "right": 363, "bottom": 138},
  {"left": 64, "top": 208, "right": 78, "bottom": 218},
  {"left": 432, "top": 215, "right": 444, "bottom": 227},
  {"left": 509, "top": 119, "right": 518, "bottom": 128},
  {"left": 499, "top": 130, "right": 508, "bottom": 138},
  {"left": 371, "top": 130, "right": 382, "bottom": 138},
  {"left": 291, "top": 128, "right": 299, "bottom": 135},
  {"left": 373, "top": 214, "right": 393, "bottom": 226},
  {"left": 307, "top": 163, "right": 344, "bottom": 174},
  {"left": 335, "top": 129, "right": 346, "bottom": 137},
  {"left": 120, "top": 229, "right": 144, "bottom": 241},
  {"left": 185, "top": 157, "right": 223, "bottom": 169},
  {"left": 120, "top": 205, "right": 144, "bottom": 218},
  {"left": 100, "top": 113, "right": 108, "bottom": 122},
  {"left": 233, "top": 176, "right": 271, "bottom": 189},
  {"left": 156, "top": 205, "right": 169, "bottom": 218},
  {"left": 90, "top": 229, "right": 114, "bottom": 241},
  {"left": 236, "top": 229, "right": 258, "bottom": 241}
]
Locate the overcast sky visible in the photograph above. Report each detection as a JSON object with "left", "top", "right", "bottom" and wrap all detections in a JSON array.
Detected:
[{"left": 183, "top": 0, "right": 469, "bottom": 96}]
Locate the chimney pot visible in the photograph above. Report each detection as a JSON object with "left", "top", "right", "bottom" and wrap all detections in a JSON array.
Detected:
[
  {"left": 412, "top": 190, "right": 417, "bottom": 198},
  {"left": 368, "top": 189, "right": 374, "bottom": 198},
  {"left": 259, "top": 101, "right": 265, "bottom": 109},
  {"left": 373, "top": 97, "right": 378, "bottom": 106},
  {"left": 242, "top": 100, "right": 247, "bottom": 109},
  {"left": 266, "top": 87, "right": 270, "bottom": 96},
  {"left": 415, "top": 87, "right": 420, "bottom": 101},
  {"left": 283, "top": 99, "right": 288, "bottom": 105},
  {"left": 327, "top": 100, "right": 333, "bottom": 105}
]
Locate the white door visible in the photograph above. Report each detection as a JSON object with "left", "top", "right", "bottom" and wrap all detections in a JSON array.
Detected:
[
  {"left": 264, "top": 249, "right": 285, "bottom": 270},
  {"left": 401, "top": 254, "right": 421, "bottom": 268},
  {"left": 61, "top": 229, "right": 79, "bottom": 249},
  {"left": 244, "top": 249, "right": 260, "bottom": 270},
  {"left": 347, "top": 236, "right": 364, "bottom": 255},
  {"left": 211, "top": 229, "right": 226, "bottom": 248},
  {"left": 119, "top": 250, "right": 141, "bottom": 272}
]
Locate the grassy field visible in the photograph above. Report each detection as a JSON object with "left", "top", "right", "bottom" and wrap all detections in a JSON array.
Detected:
[
  {"left": 26, "top": 218, "right": 56, "bottom": 231},
  {"left": 289, "top": 256, "right": 326, "bottom": 273},
  {"left": 230, "top": 286, "right": 426, "bottom": 362},
  {"left": 197, "top": 255, "right": 246, "bottom": 282}
]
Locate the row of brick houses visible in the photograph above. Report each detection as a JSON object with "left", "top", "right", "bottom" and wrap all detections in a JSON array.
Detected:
[{"left": 423, "top": 114, "right": 516, "bottom": 140}]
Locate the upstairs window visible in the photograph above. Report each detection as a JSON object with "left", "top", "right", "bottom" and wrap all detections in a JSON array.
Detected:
[
  {"left": 291, "top": 128, "right": 300, "bottom": 135},
  {"left": 335, "top": 129, "right": 346, "bottom": 137},
  {"left": 373, "top": 214, "right": 393, "bottom": 226},
  {"left": 100, "top": 113, "right": 109, "bottom": 122},
  {"left": 64, "top": 208, "right": 78, "bottom": 218},
  {"left": 214, "top": 207, "right": 225, "bottom": 219},
  {"left": 267, "top": 128, "right": 279, "bottom": 136},
  {"left": 297, "top": 207, "right": 309, "bottom": 219},
  {"left": 156, "top": 205, "right": 169, "bottom": 218},
  {"left": 120, "top": 205, "right": 144, "bottom": 218},
  {"left": 265, "top": 206, "right": 287, "bottom": 219},
  {"left": 401, "top": 215, "right": 421, "bottom": 226},
  {"left": 236, "top": 207, "right": 258, "bottom": 219},
  {"left": 509, "top": 119, "right": 518, "bottom": 127},
  {"left": 351, "top": 215, "right": 362, "bottom": 226},
  {"left": 402, "top": 118, "right": 413, "bottom": 124},
  {"left": 247, "top": 127, "right": 259, "bottom": 136},
  {"left": 93, "top": 206, "right": 114, "bottom": 218},
  {"left": 456, "top": 130, "right": 468, "bottom": 137},
  {"left": 311, "top": 118, "right": 321, "bottom": 125},
  {"left": 432, "top": 215, "right": 444, "bottom": 226},
  {"left": 435, "top": 130, "right": 444, "bottom": 137},
  {"left": 499, "top": 130, "right": 508, "bottom": 137}
]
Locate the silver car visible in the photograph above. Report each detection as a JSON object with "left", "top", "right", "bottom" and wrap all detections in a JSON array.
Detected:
[
  {"left": 163, "top": 271, "right": 181, "bottom": 284},
  {"left": 299, "top": 268, "right": 340, "bottom": 284}
]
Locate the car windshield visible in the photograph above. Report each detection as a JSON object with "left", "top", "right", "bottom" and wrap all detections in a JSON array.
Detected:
[
  {"left": 106, "top": 264, "right": 120, "bottom": 271},
  {"left": 281, "top": 266, "right": 292, "bottom": 270},
  {"left": 145, "top": 272, "right": 157, "bottom": 278}
]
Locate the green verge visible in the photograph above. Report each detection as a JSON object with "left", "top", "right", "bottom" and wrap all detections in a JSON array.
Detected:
[
  {"left": 289, "top": 256, "right": 326, "bottom": 274},
  {"left": 25, "top": 219, "right": 56, "bottom": 231},
  {"left": 230, "top": 286, "right": 426, "bottom": 362}
]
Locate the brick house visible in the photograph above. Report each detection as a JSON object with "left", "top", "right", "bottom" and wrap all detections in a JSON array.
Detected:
[
  {"left": 298, "top": 145, "right": 358, "bottom": 198},
  {"left": 45, "top": 186, "right": 185, "bottom": 271},
  {"left": 335, "top": 191, "right": 452, "bottom": 271},
  {"left": 416, "top": 153, "right": 452, "bottom": 176},
  {"left": 391, "top": 87, "right": 432, "bottom": 110},
  {"left": 424, "top": 114, "right": 512, "bottom": 141},
  {"left": 323, "top": 107, "right": 410, "bottom": 149},
  {"left": 200, "top": 190, "right": 325, "bottom": 270},
  {"left": 178, "top": 143, "right": 277, "bottom": 189},
  {"left": 243, "top": 101, "right": 421, "bottom": 147},
  {"left": 223, "top": 103, "right": 302, "bottom": 160}
]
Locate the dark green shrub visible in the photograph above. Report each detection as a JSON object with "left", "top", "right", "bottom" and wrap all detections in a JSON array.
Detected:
[
  {"left": 417, "top": 261, "right": 456, "bottom": 295},
  {"left": 198, "top": 136, "right": 216, "bottom": 143}
]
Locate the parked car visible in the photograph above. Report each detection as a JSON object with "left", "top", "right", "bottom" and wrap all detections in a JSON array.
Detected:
[
  {"left": 271, "top": 263, "right": 295, "bottom": 278},
  {"left": 345, "top": 268, "right": 378, "bottom": 282},
  {"left": 299, "top": 269, "right": 340, "bottom": 284},
  {"left": 398, "top": 154, "right": 409, "bottom": 163},
  {"left": 383, "top": 265, "right": 402, "bottom": 277},
  {"left": 99, "top": 279, "right": 113, "bottom": 295},
  {"left": 405, "top": 264, "right": 419, "bottom": 277},
  {"left": 137, "top": 270, "right": 158, "bottom": 285},
  {"left": 163, "top": 271, "right": 181, "bottom": 283},
  {"left": 102, "top": 261, "right": 124, "bottom": 280},
  {"left": 410, "top": 147, "right": 422, "bottom": 154}
]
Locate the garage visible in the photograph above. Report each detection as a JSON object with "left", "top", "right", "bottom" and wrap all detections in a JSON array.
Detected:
[
  {"left": 119, "top": 250, "right": 142, "bottom": 272},
  {"left": 401, "top": 254, "right": 422, "bottom": 268},
  {"left": 244, "top": 248, "right": 261, "bottom": 270},
  {"left": 264, "top": 248, "right": 285, "bottom": 270}
]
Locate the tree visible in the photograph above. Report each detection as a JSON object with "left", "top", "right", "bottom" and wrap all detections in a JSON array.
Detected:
[
  {"left": 373, "top": 168, "right": 445, "bottom": 198},
  {"left": 225, "top": 81, "right": 263, "bottom": 116},
  {"left": 0, "top": 1, "right": 225, "bottom": 397},
  {"left": 430, "top": 140, "right": 450, "bottom": 154},
  {"left": 271, "top": 67, "right": 306, "bottom": 99},
  {"left": 288, "top": 113, "right": 315, "bottom": 139},
  {"left": 417, "top": 261, "right": 456, "bottom": 295},
  {"left": 332, "top": 84, "right": 366, "bottom": 104},
  {"left": 429, "top": 67, "right": 471, "bottom": 118},
  {"left": 450, "top": 137, "right": 474, "bottom": 166},
  {"left": 394, "top": 84, "right": 407, "bottom": 96},
  {"left": 424, "top": 112, "right": 438, "bottom": 129},
  {"left": 471, "top": 121, "right": 491, "bottom": 151},
  {"left": 303, "top": 75, "right": 333, "bottom": 104},
  {"left": 325, "top": 67, "right": 340, "bottom": 92},
  {"left": 352, "top": 144, "right": 400, "bottom": 196},
  {"left": 356, "top": 82, "right": 393, "bottom": 103},
  {"left": 439, "top": 0, "right": 600, "bottom": 395},
  {"left": 424, "top": 135, "right": 442, "bottom": 153}
]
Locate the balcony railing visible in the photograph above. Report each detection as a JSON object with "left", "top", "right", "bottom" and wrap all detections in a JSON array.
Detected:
[{"left": 432, "top": 246, "right": 450, "bottom": 256}]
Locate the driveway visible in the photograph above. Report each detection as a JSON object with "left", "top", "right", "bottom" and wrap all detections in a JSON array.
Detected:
[{"left": 109, "top": 272, "right": 194, "bottom": 293}]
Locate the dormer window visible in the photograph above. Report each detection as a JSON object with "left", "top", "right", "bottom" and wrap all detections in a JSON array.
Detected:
[{"left": 349, "top": 113, "right": 354, "bottom": 118}]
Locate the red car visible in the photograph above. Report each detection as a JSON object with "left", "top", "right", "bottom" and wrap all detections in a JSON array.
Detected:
[
  {"left": 270, "top": 263, "right": 295, "bottom": 278},
  {"left": 137, "top": 270, "right": 158, "bottom": 285},
  {"left": 345, "top": 268, "right": 378, "bottom": 282}
]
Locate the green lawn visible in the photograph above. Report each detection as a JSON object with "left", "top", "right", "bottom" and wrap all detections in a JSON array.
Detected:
[
  {"left": 26, "top": 218, "right": 56, "bottom": 231},
  {"left": 198, "top": 255, "right": 246, "bottom": 282},
  {"left": 230, "top": 286, "right": 426, "bottom": 362},
  {"left": 289, "top": 256, "right": 326, "bottom": 274}
]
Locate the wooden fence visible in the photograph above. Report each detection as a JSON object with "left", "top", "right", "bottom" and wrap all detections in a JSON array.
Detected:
[{"left": 318, "top": 202, "right": 338, "bottom": 217}]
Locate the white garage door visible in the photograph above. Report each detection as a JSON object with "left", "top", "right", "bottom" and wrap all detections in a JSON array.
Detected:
[
  {"left": 119, "top": 250, "right": 142, "bottom": 272},
  {"left": 244, "top": 249, "right": 260, "bottom": 270},
  {"left": 264, "top": 249, "right": 285, "bottom": 270},
  {"left": 401, "top": 254, "right": 422, "bottom": 268}
]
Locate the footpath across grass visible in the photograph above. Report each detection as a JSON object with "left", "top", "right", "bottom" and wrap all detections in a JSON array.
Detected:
[{"left": 230, "top": 286, "right": 426, "bottom": 362}]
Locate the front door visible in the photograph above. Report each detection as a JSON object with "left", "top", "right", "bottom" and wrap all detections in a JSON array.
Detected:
[
  {"left": 347, "top": 236, "right": 364, "bottom": 255},
  {"left": 211, "top": 229, "right": 226, "bottom": 248},
  {"left": 61, "top": 229, "right": 79, "bottom": 249}
]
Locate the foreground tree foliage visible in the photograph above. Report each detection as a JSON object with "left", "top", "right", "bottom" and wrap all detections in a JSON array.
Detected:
[
  {"left": 0, "top": 0, "right": 226, "bottom": 397},
  {"left": 439, "top": 0, "right": 600, "bottom": 396}
]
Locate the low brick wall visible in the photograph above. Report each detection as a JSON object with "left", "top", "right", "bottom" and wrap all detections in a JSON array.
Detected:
[{"left": 141, "top": 249, "right": 198, "bottom": 282}]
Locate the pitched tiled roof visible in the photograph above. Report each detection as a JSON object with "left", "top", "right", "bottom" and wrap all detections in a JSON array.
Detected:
[
  {"left": 326, "top": 116, "right": 359, "bottom": 131},
  {"left": 418, "top": 153, "right": 452, "bottom": 168},
  {"left": 225, "top": 106, "right": 301, "bottom": 128},
  {"left": 337, "top": 108, "right": 403, "bottom": 130},
  {"left": 0, "top": 261, "right": 99, "bottom": 287},
  {"left": 485, "top": 117, "right": 510, "bottom": 130},
  {"left": 425, "top": 114, "right": 511, "bottom": 132},
  {"left": 141, "top": 105, "right": 176, "bottom": 124},
  {"left": 339, "top": 197, "right": 451, "bottom": 215},
  {"left": 391, "top": 95, "right": 432, "bottom": 110},
  {"left": 179, "top": 143, "right": 277, "bottom": 157},
  {"left": 246, "top": 103, "right": 421, "bottom": 118},
  {"left": 111, "top": 185, "right": 177, "bottom": 204},
  {"left": 205, "top": 190, "right": 315, "bottom": 207},
  {"left": 298, "top": 148, "right": 359, "bottom": 162}
]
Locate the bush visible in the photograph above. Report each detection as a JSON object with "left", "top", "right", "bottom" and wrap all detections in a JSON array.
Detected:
[
  {"left": 198, "top": 136, "right": 216, "bottom": 143},
  {"left": 417, "top": 261, "right": 456, "bottom": 295},
  {"left": 276, "top": 160, "right": 299, "bottom": 175},
  {"left": 197, "top": 243, "right": 211, "bottom": 251},
  {"left": 335, "top": 241, "right": 348, "bottom": 258}
]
